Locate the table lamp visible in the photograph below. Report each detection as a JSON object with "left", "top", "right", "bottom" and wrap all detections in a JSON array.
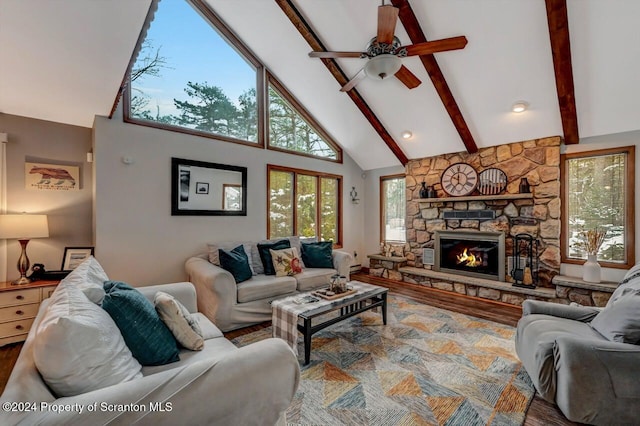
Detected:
[{"left": 0, "top": 214, "right": 49, "bottom": 285}]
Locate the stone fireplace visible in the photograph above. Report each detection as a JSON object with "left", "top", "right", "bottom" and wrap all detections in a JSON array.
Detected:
[
  {"left": 404, "top": 136, "right": 562, "bottom": 288},
  {"left": 434, "top": 230, "right": 505, "bottom": 281}
]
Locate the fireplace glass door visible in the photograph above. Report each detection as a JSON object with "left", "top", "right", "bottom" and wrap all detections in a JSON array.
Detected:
[{"left": 434, "top": 231, "right": 505, "bottom": 281}]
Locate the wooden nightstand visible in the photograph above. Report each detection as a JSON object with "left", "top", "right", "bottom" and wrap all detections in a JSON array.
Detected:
[{"left": 0, "top": 280, "right": 59, "bottom": 346}]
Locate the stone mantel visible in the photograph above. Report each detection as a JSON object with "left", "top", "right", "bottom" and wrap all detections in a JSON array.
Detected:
[{"left": 418, "top": 193, "right": 533, "bottom": 205}]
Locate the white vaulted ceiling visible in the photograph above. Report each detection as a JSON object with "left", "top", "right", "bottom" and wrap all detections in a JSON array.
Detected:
[
  {"left": 0, "top": 0, "right": 152, "bottom": 128},
  {"left": 1, "top": 0, "right": 639, "bottom": 170}
]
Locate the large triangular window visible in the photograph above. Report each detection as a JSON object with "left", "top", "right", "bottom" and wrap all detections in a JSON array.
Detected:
[
  {"left": 124, "top": 0, "right": 263, "bottom": 146},
  {"left": 268, "top": 75, "right": 342, "bottom": 162},
  {"left": 123, "top": 1, "right": 343, "bottom": 162}
]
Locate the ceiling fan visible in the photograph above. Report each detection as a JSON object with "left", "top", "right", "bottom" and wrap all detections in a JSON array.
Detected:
[{"left": 309, "top": 2, "right": 468, "bottom": 92}]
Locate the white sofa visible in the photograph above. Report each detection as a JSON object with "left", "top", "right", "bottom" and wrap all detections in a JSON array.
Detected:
[
  {"left": 186, "top": 237, "right": 353, "bottom": 331},
  {"left": 0, "top": 282, "right": 300, "bottom": 426}
]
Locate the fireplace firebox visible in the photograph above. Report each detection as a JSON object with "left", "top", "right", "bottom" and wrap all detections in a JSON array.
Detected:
[{"left": 434, "top": 230, "right": 505, "bottom": 281}]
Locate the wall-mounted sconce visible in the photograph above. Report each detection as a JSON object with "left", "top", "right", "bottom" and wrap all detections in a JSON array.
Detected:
[{"left": 350, "top": 187, "right": 360, "bottom": 204}]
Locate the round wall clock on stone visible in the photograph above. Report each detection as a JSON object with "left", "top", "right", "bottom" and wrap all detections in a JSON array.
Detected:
[{"left": 440, "top": 162, "right": 478, "bottom": 196}]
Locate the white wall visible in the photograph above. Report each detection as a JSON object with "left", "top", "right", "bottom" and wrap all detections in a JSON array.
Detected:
[
  {"left": 93, "top": 112, "right": 365, "bottom": 285},
  {"left": 561, "top": 129, "right": 640, "bottom": 282},
  {"left": 0, "top": 113, "right": 93, "bottom": 281},
  {"left": 362, "top": 165, "right": 405, "bottom": 267}
]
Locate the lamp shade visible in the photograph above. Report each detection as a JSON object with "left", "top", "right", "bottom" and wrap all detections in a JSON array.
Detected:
[
  {"left": 364, "top": 54, "right": 402, "bottom": 80},
  {"left": 0, "top": 214, "right": 49, "bottom": 239}
]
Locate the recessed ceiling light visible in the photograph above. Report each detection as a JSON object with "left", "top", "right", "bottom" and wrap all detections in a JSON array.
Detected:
[
  {"left": 512, "top": 101, "right": 529, "bottom": 113},
  {"left": 401, "top": 130, "right": 413, "bottom": 139}
]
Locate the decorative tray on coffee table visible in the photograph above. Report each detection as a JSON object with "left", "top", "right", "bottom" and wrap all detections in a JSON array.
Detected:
[{"left": 312, "top": 287, "right": 357, "bottom": 300}]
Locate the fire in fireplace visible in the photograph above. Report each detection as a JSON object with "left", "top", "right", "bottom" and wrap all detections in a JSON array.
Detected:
[
  {"left": 456, "top": 248, "right": 483, "bottom": 268},
  {"left": 434, "top": 230, "right": 506, "bottom": 281}
]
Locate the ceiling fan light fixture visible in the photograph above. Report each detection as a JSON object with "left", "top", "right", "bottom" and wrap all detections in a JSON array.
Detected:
[
  {"left": 364, "top": 54, "right": 402, "bottom": 80},
  {"left": 512, "top": 101, "right": 529, "bottom": 113}
]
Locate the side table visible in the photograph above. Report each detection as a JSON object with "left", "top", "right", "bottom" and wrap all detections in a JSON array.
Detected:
[{"left": 0, "top": 280, "right": 59, "bottom": 346}]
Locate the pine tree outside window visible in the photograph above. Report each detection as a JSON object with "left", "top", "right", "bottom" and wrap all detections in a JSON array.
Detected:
[
  {"left": 268, "top": 165, "right": 342, "bottom": 245},
  {"left": 124, "top": 0, "right": 264, "bottom": 146},
  {"left": 123, "top": 1, "right": 344, "bottom": 163},
  {"left": 381, "top": 175, "right": 406, "bottom": 243},
  {"left": 267, "top": 75, "right": 342, "bottom": 162},
  {"left": 561, "top": 146, "right": 635, "bottom": 269}
]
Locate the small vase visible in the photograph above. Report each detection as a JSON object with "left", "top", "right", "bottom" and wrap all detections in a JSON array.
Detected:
[
  {"left": 426, "top": 185, "right": 437, "bottom": 198},
  {"left": 583, "top": 254, "right": 601, "bottom": 283},
  {"left": 519, "top": 177, "right": 530, "bottom": 193},
  {"left": 419, "top": 182, "right": 428, "bottom": 198}
]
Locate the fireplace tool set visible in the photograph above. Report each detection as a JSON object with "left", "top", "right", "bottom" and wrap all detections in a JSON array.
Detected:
[{"left": 511, "top": 233, "right": 539, "bottom": 289}]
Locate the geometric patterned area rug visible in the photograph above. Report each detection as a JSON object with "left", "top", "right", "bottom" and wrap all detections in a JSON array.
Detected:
[{"left": 232, "top": 294, "right": 535, "bottom": 426}]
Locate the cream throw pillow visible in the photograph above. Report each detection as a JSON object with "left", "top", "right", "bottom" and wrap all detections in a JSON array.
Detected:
[
  {"left": 154, "top": 291, "right": 204, "bottom": 351},
  {"left": 33, "top": 285, "right": 142, "bottom": 397},
  {"left": 270, "top": 247, "right": 303, "bottom": 277},
  {"left": 56, "top": 255, "right": 107, "bottom": 305}
]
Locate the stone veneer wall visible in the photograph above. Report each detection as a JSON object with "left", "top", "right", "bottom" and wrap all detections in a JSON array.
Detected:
[{"left": 405, "top": 136, "right": 562, "bottom": 287}]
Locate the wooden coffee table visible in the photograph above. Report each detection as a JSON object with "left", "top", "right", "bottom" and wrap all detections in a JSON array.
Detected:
[{"left": 272, "top": 281, "right": 388, "bottom": 365}]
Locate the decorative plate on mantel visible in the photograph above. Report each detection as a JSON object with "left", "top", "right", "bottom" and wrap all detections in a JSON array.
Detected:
[{"left": 477, "top": 168, "right": 507, "bottom": 195}]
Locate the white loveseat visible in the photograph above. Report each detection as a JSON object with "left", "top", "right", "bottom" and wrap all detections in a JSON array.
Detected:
[
  {"left": 0, "top": 282, "right": 300, "bottom": 425},
  {"left": 186, "top": 237, "right": 353, "bottom": 331}
]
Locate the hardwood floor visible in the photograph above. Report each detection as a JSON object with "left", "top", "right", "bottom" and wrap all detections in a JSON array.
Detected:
[
  {"left": 0, "top": 342, "right": 22, "bottom": 395},
  {"left": 0, "top": 272, "right": 578, "bottom": 425}
]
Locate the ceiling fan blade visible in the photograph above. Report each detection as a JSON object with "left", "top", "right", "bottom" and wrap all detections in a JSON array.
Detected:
[
  {"left": 377, "top": 5, "right": 399, "bottom": 45},
  {"left": 309, "top": 51, "right": 364, "bottom": 58},
  {"left": 395, "top": 65, "right": 422, "bottom": 89},
  {"left": 340, "top": 68, "right": 366, "bottom": 92},
  {"left": 402, "top": 36, "right": 468, "bottom": 56}
]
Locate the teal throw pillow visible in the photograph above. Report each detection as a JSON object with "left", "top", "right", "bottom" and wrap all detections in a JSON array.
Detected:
[
  {"left": 301, "top": 241, "right": 334, "bottom": 269},
  {"left": 102, "top": 281, "right": 179, "bottom": 366},
  {"left": 219, "top": 245, "right": 253, "bottom": 283},
  {"left": 257, "top": 239, "right": 291, "bottom": 275}
]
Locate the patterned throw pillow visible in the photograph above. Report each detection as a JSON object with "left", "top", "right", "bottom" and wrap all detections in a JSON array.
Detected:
[
  {"left": 380, "top": 243, "right": 405, "bottom": 257},
  {"left": 390, "top": 244, "right": 405, "bottom": 257},
  {"left": 154, "top": 291, "right": 204, "bottom": 351},
  {"left": 257, "top": 239, "right": 291, "bottom": 275},
  {"left": 270, "top": 247, "right": 303, "bottom": 277}
]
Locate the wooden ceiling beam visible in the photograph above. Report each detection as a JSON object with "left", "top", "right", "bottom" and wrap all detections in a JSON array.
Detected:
[
  {"left": 545, "top": 0, "right": 579, "bottom": 144},
  {"left": 391, "top": 0, "right": 478, "bottom": 154},
  {"left": 275, "top": 0, "right": 409, "bottom": 166}
]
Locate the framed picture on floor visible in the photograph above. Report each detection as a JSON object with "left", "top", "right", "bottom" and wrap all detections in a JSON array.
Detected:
[{"left": 61, "top": 247, "right": 95, "bottom": 271}]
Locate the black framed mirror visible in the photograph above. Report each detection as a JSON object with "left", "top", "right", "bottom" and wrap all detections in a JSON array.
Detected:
[{"left": 171, "top": 157, "right": 247, "bottom": 216}]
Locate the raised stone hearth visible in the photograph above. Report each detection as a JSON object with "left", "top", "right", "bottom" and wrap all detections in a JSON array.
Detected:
[
  {"left": 400, "top": 266, "right": 617, "bottom": 307},
  {"left": 367, "top": 254, "right": 407, "bottom": 281}
]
